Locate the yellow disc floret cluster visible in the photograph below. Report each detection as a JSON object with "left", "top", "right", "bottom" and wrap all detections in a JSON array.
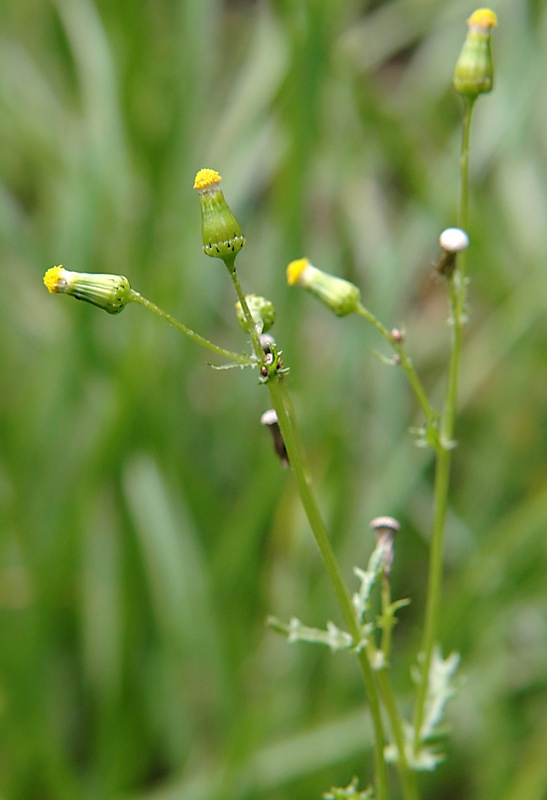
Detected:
[
  {"left": 286, "top": 258, "right": 310, "bottom": 286},
  {"left": 193, "top": 168, "right": 222, "bottom": 192},
  {"left": 43, "top": 265, "right": 68, "bottom": 293},
  {"left": 467, "top": 8, "right": 497, "bottom": 30}
]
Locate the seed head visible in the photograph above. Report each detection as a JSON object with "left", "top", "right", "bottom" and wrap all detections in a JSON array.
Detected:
[
  {"left": 439, "top": 227, "right": 469, "bottom": 253},
  {"left": 434, "top": 227, "right": 470, "bottom": 276}
]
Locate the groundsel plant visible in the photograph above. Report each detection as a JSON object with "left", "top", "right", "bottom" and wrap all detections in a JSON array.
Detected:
[{"left": 43, "top": 10, "right": 497, "bottom": 800}]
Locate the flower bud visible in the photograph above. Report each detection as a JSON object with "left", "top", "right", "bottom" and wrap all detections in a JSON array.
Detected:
[
  {"left": 235, "top": 294, "right": 276, "bottom": 334},
  {"left": 193, "top": 168, "right": 245, "bottom": 266},
  {"left": 286, "top": 258, "right": 361, "bottom": 317},
  {"left": 43, "top": 266, "right": 132, "bottom": 314},
  {"left": 453, "top": 8, "right": 497, "bottom": 100}
]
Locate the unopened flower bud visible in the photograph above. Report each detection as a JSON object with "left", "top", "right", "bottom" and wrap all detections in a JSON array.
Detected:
[
  {"left": 193, "top": 168, "right": 245, "bottom": 266},
  {"left": 286, "top": 258, "right": 360, "bottom": 317},
  {"left": 434, "top": 227, "right": 470, "bottom": 276},
  {"left": 43, "top": 266, "right": 132, "bottom": 314},
  {"left": 236, "top": 294, "right": 276, "bottom": 334},
  {"left": 453, "top": 8, "right": 497, "bottom": 100}
]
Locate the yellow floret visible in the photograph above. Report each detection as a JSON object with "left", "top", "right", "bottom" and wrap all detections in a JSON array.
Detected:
[
  {"left": 468, "top": 8, "right": 497, "bottom": 29},
  {"left": 43, "top": 265, "right": 67, "bottom": 294},
  {"left": 193, "top": 168, "right": 222, "bottom": 191},
  {"left": 286, "top": 258, "right": 310, "bottom": 286}
]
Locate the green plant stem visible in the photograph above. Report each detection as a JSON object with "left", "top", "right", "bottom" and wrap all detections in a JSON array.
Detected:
[
  {"left": 375, "top": 577, "right": 420, "bottom": 800},
  {"left": 412, "top": 97, "right": 475, "bottom": 752},
  {"left": 266, "top": 376, "right": 390, "bottom": 800},
  {"left": 380, "top": 577, "right": 395, "bottom": 661},
  {"left": 225, "top": 261, "right": 264, "bottom": 362},
  {"left": 376, "top": 669, "right": 419, "bottom": 800},
  {"left": 355, "top": 303, "right": 434, "bottom": 423},
  {"left": 130, "top": 290, "right": 253, "bottom": 366},
  {"left": 458, "top": 98, "right": 474, "bottom": 234},
  {"left": 231, "top": 269, "right": 417, "bottom": 798}
]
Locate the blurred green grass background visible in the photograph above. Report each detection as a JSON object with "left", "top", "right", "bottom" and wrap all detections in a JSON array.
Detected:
[{"left": 1, "top": 0, "right": 547, "bottom": 798}]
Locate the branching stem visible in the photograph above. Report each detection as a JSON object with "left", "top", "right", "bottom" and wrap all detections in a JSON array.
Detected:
[
  {"left": 266, "top": 376, "right": 390, "bottom": 800},
  {"left": 355, "top": 303, "right": 434, "bottom": 424}
]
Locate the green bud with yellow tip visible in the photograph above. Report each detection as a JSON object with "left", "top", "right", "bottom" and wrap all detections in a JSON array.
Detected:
[
  {"left": 193, "top": 168, "right": 245, "bottom": 268},
  {"left": 235, "top": 294, "right": 276, "bottom": 334},
  {"left": 287, "top": 258, "right": 361, "bottom": 317},
  {"left": 43, "top": 266, "right": 132, "bottom": 314},
  {"left": 453, "top": 8, "right": 497, "bottom": 101}
]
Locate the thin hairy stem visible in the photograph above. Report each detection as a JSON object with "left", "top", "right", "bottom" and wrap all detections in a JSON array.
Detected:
[
  {"left": 130, "top": 291, "right": 253, "bottom": 366},
  {"left": 355, "top": 303, "right": 435, "bottom": 424},
  {"left": 413, "top": 96, "right": 475, "bottom": 752},
  {"left": 376, "top": 669, "right": 420, "bottom": 800},
  {"left": 225, "top": 262, "right": 265, "bottom": 362},
  {"left": 375, "top": 577, "right": 420, "bottom": 800}
]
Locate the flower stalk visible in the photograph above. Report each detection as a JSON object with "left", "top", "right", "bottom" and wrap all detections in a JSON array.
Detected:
[
  {"left": 413, "top": 8, "right": 496, "bottom": 752},
  {"left": 355, "top": 304, "right": 435, "bottom": 426},
  {"left": 43, "top": 264, "right": 252, "bottom": 366},
  {"left": 130, "top": 291, "right": 253, "bottom": 366},
  {"left": 285, "top": 260, "right": 434, "bottom": 425},
  {"left": 227, "top": 265, "right": 266, "bottom": 363},
  {"left": 266, "top": 376, "right": 390, "bottom": 800}
]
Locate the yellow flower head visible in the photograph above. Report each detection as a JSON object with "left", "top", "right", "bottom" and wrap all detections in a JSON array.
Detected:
[
  {"left": 286, "top": 258, "right": 310, "bottom": 287},
  {"left": 193, "top": 168, "right": 245, "bottom": 265},
  {"left": 453, "top": 7, "right": 497, "bottom": 100},
  {"left": 467, "top": 8, "right": 497, "bottom": 31},
  {"left": 44, "top": 265, "right": 69, "bottom": 294},
  {"left": 43, "top": 266, "right": 132, "bottom": 314},
  {"left": 286, "top": 258, "right": 361, "bottom": 317},
  {"left": 193, "top": 168, "right": 222, "bottom": 192}
]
